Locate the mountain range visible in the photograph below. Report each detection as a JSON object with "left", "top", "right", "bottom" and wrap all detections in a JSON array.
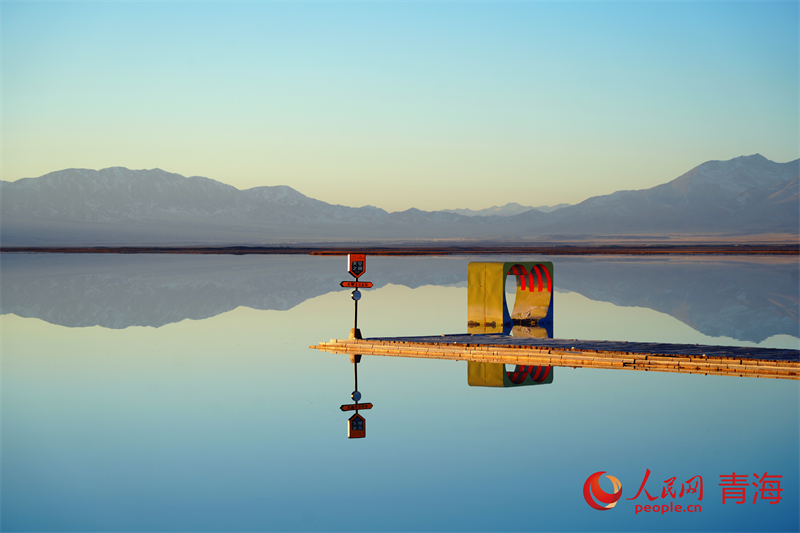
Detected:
[{"left": 1, "top": 154, "right": 797, "bottom": 246}]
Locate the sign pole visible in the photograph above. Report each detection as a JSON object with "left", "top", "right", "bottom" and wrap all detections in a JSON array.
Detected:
[
  {"left": 349, "top": 289, "right": 362, "bottom": 340},
  {"left": 344, "top": 253, "right": 369, "bottom": 340}
]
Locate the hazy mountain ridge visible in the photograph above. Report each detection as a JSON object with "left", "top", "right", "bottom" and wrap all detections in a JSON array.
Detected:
[
  {"left": 2, "top": 167, "right": 512, "bottom": 244},
  {"left": 530, "top": 155, "right": 799, "bottom": 234},
  {"left": 1, "top": 155, "right": 797, "bottom": 245},
  {"left": 4, "top": 167, "right": 374, "bottom": 224}
]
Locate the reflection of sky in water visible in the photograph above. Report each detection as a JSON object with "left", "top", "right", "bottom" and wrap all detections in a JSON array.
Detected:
[{"left": 1, "top": 256, "right": 798, "bottom": 532}]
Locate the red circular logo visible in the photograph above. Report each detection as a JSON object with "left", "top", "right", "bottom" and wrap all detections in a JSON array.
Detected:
[{"left": 583, "top": 471, "right": 623, "bottom": 510}]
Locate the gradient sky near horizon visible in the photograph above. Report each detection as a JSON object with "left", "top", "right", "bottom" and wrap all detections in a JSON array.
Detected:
[{"left": 3, "top": 1, "right": 798, "bottom": 212}]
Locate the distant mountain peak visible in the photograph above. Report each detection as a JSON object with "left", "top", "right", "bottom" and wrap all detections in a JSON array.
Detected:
[
  {"left": 736, "top": 153, "right": 767, "bottom": 161},
  {"left": 439, "top": 202, "right": 569, "bottom": 217}
]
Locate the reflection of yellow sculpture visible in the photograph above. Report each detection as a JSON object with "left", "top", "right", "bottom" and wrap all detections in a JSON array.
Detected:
[
  {"left": 467, "top": 262, "right": 553, "bottom": 334},
  {"left": 510, "top": 325, "right": 549, "bottom": 338},
  {"left": 467, "top": 362, "right": 554, "bottom": 387}
]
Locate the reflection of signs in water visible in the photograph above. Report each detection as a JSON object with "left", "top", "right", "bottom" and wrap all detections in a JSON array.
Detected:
[
  {"left": 468, "top": 262, "right": 553, "bottom": 334},
  {"left": 347, "top": 413, "right": 366, "bottom": 438},
  {"left": 467, "top": 361, "right": 554, "bottom": 388}
]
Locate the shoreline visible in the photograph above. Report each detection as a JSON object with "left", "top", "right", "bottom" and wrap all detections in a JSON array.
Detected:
[{"left": 1, "top": 244, "right": 798, "bottom": 256}]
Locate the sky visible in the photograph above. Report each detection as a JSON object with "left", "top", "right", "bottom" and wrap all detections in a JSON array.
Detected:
[{"left": 2, "top": 1, "right": 798, "bottom": 212}]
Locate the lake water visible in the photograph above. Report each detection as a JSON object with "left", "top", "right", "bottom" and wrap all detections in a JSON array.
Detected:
[{"left": 1, "top": 253, "right": 798, "bottom": 532}]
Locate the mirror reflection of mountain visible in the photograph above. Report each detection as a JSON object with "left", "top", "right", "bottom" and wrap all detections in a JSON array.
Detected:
[
  {"left": 0, "top": 254, "right": 463, "bottom": 329},
  {"left": 1, "top": 254, "right": 797, "bottom": 343},
  {"left": 556, "top": 257, "right": 798, "bottom": 343}
]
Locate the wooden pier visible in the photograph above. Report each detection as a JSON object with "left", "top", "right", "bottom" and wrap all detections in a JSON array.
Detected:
[{"left": 311, "top": 335, "right": 800, "bottom": 380}]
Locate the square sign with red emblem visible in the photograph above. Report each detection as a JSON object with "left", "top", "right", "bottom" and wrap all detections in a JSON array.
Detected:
[{"left": 347, "top": 254, "right": 366, "bottom": 279}]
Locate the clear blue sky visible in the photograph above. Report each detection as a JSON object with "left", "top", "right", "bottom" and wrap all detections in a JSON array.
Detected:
[{"left": 3, "top": 1, "right": 798, "bottom": 211}]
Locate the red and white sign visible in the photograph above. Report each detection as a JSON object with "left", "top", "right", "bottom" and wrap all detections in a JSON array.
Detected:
[
  {"left": 341, "top": 281, "right": 373, "bottom": 288},
  {"left": 348, "top": 254, "right": 366, "bottom": 279}
]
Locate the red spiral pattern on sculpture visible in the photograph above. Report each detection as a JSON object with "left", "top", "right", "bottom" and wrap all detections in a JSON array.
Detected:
[{"left": 508, "top": 264, "right": 551, "bottom": 293}]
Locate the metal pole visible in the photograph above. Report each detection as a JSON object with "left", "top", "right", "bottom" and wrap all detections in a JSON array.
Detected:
[
  {"left": 354, "top": 360, "right": 358, "bottom": 392},
  {"left": 354, "top": 298, "right": 358, "bottom": 330}
]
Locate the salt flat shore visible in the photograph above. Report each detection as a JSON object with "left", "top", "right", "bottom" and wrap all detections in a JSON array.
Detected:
[
  {"left": 312, "top": 335, "right": 800, "bottom": 379},
  {"left": 1, "top": 244, "right": 798, "bottom": 256}
]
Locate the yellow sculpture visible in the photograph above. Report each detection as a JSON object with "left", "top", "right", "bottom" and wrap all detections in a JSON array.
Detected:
[
  {"left": 467, "top": 261, "right": 553, "bottom": 334},
  {"left": 466, "top": 261, "right": 555, "bottom": 388}
]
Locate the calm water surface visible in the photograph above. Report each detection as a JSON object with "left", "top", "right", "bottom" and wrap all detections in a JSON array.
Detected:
[{"left": 1, "top": 254, "right": 798, "bottom": 532}]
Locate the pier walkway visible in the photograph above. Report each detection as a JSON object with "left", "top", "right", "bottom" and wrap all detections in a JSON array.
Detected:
[{"left": 311, "top": 335, "right": 800, "bottom": 380}]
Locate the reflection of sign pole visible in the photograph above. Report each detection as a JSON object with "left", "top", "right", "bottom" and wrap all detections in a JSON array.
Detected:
[
  {"left": 353, "top": 361, "right": 359, "bottom": 401},
  {"left": 344, "top": 355, "right": 369, "bottom": 438}
]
